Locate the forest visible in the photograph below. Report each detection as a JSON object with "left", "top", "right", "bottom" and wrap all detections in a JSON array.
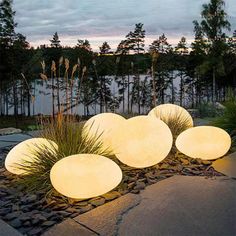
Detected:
[{"left": 0, "top": 0, "right": 236, "bottom": 121}]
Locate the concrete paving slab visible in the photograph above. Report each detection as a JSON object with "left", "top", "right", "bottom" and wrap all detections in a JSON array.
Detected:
[
  {"left": 76, "top": 176, "right": 236, "bottom": 236},
  {"left": 0, "top": 133, "right": 31, "bottom": 149},
  {"left": 42, "top": 219, "right": 97, "bottom": 236},
  {"left": 75, "top": 194, "right": 141, "bottom": 236},
  {"left": 212, "top": 152, "right": 236, "bottom": 178},
  {"left": 0, "top": 219, "right": 22, "bottom": 236},
  {"left": 119, "top": 176, "right": 236, "bottom": 236}
]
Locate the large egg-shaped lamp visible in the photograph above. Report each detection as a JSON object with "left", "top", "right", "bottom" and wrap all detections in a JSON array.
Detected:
[
  {"left": 114, "top": 116, "right": 173, "bottom": 168},
  {"left": 5, "top": 138, "right": 58, "bottom": 175},
  {"left": 50, "top": 154, "right": 122, "bottom": 199},
  {"left": 175, "top": 126, "right": 231, "bottom": 160},
  {"left": 82, "top": 113, "right": 126, "bottom": 153},
  {"left": 148, "top": 104, "right": 193, "bottom": 136}
]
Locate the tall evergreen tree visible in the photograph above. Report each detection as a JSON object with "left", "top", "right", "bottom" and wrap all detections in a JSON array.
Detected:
[
  {"left": 99, "top": 41, "right": 111, "bottom": 55},
  {"left": 149, "top": 34, "right": 171, "bottom": 54},
  {"left": 126, "top": 23, "right": 145, "bottom": 54},
  {"left": 77, "top": 39, "right": 92, "bottom": 51},
  {"left": 195, "top": 0, "right": 231, "bottom": 103},
  {"left": 50, "top": 32, "right": 61, "bottom": 48}
]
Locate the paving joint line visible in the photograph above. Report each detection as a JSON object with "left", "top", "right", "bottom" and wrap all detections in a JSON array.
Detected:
[{"left": 71, "top": 217, "right": 100, "bottom": 235}]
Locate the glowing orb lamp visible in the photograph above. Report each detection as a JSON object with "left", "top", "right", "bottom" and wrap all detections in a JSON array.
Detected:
[
  {"left": 5, "top": 138, "right": 58, "bottom": 175},
  {"left": 82, "top": 113, "right": 126, "bottom": 153},
  {"left": 114, "top": 116, "right": 173, "bottom": 168},
  {"left": 148, "top": 103, "right": 194, "bottom": 128},
  {"left": 175, "top": 126, "right": 231, "bottom": 160},
  {"left": 50, "top": 154, "right": 122, "bottom": 199}
]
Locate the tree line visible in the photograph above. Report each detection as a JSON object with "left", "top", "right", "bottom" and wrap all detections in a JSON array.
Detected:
[{"left": 0, "top": 0, "right": 236, "bottom": 118}]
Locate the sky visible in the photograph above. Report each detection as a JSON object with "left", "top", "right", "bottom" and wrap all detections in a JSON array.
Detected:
[{"left": 13, "top": 0, "right": 236, "bottom": 50}]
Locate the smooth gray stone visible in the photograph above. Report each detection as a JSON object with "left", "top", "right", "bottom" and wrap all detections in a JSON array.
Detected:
[
  {"left": 0, "top": 128, "right": 22, "bottom": 136},
  {"left": 119, "top": 176, "right": 236, "bottom": 236},
  {"left": 75, "top": 194, "right": 141, "bottom": 236},
  {"left": 0, "top": 134, "right": 31, "bottom": 149},
  {"left": 42, "top": 219, "right": 96, "bottom": 236},
  {"left": 75, "top": 176, "right": 236, "bottom": 236},
  {"left": 212, "top": 152, "right": 236, "bottom": 178},
  {"left": 0, "top": 219, "right": 22, "bottom": 236}
]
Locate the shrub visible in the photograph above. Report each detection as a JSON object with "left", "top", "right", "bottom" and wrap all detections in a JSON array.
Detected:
[
  {"left": 212, "top": 99, "right": 236, "bottom": 149},
  {"left": 16, "top": 114, "right": 113, "bottom": 194}
]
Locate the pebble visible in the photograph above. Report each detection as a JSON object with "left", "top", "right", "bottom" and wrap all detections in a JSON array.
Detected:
[
  {"left": 102, "top": 191, "right": 121, "bottom": 201},
  {"left": 79, "top": 204, "right": 93, "bottom": 214},
  {"left": 89, "top": 197, "right": 106, "bottom": 207},
  {"left": 10, "top": 218, "right": 21, "bottom": 228}
]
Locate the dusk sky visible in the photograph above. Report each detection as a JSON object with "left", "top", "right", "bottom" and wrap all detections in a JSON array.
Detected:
[{"left": 13, "top": 0, "right": 236, "bottom": 50}]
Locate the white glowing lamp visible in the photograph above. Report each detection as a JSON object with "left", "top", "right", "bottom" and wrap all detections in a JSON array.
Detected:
[
  {"left": 5, "top": 138, "right": 58, "bottom": 175},
  {"left": 148, "top": 103, "right": 193, "bottom": 128},
  {"left": 114, "top": 116, "right": 173, "bottom": 168},
  {"left": 175, "top": 126, "right": 231, "bottom": 160},
  {"left": 50, "top": 154, "right": 122, "bottom": 199},
  {"left": 82, "top": 113, "right": 126, "bottom": 153}
]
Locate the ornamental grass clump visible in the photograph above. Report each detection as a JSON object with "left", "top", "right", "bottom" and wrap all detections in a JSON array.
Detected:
[
  {"left": 16, "top": 114, "right": 113, "bottom": 194},
  {"left": 158, "top": 109, "right": 192, "bottom": 139},
  {"left": 212, "top": 99, "right": 236, "bottom": 149}
]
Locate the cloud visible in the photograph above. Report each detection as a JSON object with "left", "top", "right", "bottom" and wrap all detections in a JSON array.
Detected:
[{"left": 13, "top": 0, "right": 236, "bottom": 50}]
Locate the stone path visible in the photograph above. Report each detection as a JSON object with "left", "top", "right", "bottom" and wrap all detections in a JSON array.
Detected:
[
  {"left": 0, "top": 219, "right": 22, "bottom": 236},
  {"left": 212, "top": 152, "right": 236, "bottom": 178},
  {"left": 0, "top": 131, "right": 39, "bottom": 149},
  {"left": 41, "top": 175, "right": 236, "bottom": 236}
]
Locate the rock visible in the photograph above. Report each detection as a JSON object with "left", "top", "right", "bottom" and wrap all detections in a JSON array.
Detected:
[
  {"left": 159, "top": 163, "right": 169, "bottom": 170},
  {"left": 5, "top": 211, "right": 21, "bottom": 220},
  {"left": 74, "top": 201, "right": 88, "bottom": 207},
  {"left": 79, "top": 204, "right": 93, "bottom": 214},
  {"left": 65, "top": 207, "right": 78, "bottom": 214},
  {"left": 23, "top": 221, "right": 31, "bottom": 227},
  {"left": 58, "top": 211, "right": 71, "bottom": 217},
  {"left": 89, "top": 197, "right": 105, "bottom": 207},
  {"left": 10, "top": 218, "right": 22, "bottom": 228},
  {"left": 31, "top": 214, "right": 47, "bottom": 225},
  {"left": 181, "top": 158, "right": 190, "bottom": 165},
  {"left": 0, "top": 208, "right": 11, "bottom": 216},
  {"left": 41, "top": 221, "right": 56, "bottom": 227},
  {"left": 134, "top": 181, "right": 146, "bottom": 190},
  {"left": 53, "top": 203, "right": 68, "bottom": 210},
  {"left": 21, "top": 194, "right": 37, "bottom": 204},
  {"left": 11, "top": 204, "right": 20, "bottom": 212},
  {"left": 102, "top": 191, "right": 121, "bottom": 201},
  {"left": 131, "top": 189, "right": 140, "bottom": 194},
  {"left": 28, "top": 227, "right": 43, "bottom": 236},
  {"left": 202, "top": 160, "right": 212, "bottom": 165},
  {"left": 0, "top": 127, "right": 22, "bottom": 136}
]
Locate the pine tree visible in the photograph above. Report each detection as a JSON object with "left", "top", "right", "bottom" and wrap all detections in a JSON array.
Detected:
[
  {"left": 149, "top": 34, "right": 171, "bottom": 54},
  {"left": 126, "top": 23, "right": 145, "bottom": 54},
  {"left": 195, "top": 0, "right": 231, "bottom": 103},
  {"left": 50, "top": 32, "right": 61, "bottom": 48},
  {"left": 77, "top": 39, "right": 92, "bottom": 51},
  {"left": 99, "top": 41, "right": 111, "bottom": 55}
]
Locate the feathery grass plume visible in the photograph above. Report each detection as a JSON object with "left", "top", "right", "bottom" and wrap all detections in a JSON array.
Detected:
[
  {"left": 156, "top": 108, "right": 192, "bottom": 139},
  {"left": 65, "top": 58, "right": 69, "bottom": 72},
  {"left": 92, "top": 59, "right": 96, "bottom": 66},
  {"left": 82, "top": 66, "right": 87, "bottom": 74},
  {"left": 51, "top": 60, "right": 56, "bottom": 75},
  {"left": 40, "top": 60, "right": 46, "bottom": 74},
  {"left": 40, "top": 73, "right": 48, "bottom": 81},
  {"left": 212, "top": 98, "right": 236, "bottom": 148},
  {"left": 77, "top": 57, "right": 81, "bottom": 67},
  {"left": 59, "top": 56, "right": 64, "bottom": 66},
  {"left": 16, "top": 114, "right": 113, "bottom": 194},
  {"left": 71, "top": 64, "right": 77, "bottom": 78}
]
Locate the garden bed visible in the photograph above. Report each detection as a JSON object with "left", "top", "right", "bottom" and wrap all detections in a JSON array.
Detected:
[{"left": 0, "top": 147, "right": 223, "bottom": 236}]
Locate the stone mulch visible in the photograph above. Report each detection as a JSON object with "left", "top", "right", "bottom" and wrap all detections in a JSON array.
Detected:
[{"left": 0, "top": 147, "right": 223, "bottom": 236}]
